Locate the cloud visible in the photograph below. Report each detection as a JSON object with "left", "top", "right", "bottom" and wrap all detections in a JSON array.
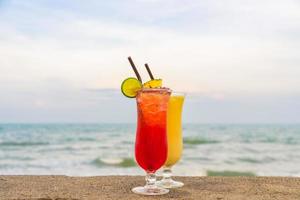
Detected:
[
  {"left": 0, "top": 0, "right": 299, "bottom": 122},
  {"left": 1, "top": 16, "right": 299, "bottom": 95}
]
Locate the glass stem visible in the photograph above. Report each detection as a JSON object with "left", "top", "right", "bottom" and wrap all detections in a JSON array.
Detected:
[
  {"left": 162, "top": 167, "right": 173, "bottom": 181},
  {"left": 145, "top": 172, "right": 156, "bottom": 188}
]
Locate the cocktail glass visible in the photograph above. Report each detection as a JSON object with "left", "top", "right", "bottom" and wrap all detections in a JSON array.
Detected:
[
  {"left": 132, "top": 88, "right": 171, "bottom": 195},
  {"left": 157, "top": 92, "right": 185, "bottom": 188}
]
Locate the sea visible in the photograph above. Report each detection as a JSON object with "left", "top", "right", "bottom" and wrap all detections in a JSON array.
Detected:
[{"left": 0, "top": 124, "right": 299, "bottom": 177}]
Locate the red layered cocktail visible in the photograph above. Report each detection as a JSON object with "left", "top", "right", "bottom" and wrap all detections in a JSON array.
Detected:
[
  {"left": 135, "top": 88, "right": 170, "bottom": 172},
  {"left": 132, "top": 88, "right": 171, "bottom": 195},
  {"left": 121, "top": 57, "right": 172, "bottom": 195}
]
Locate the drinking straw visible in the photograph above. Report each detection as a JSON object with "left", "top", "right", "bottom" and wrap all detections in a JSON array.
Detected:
[
  {"left": 144, "top": 63, "right": 154, "bottom": 80},
  {"left": 128, "top": 57, "right": 142, "bottom": 82}
]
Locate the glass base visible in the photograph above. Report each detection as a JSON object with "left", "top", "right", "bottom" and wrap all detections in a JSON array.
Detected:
[
  {"left": 156, "top": 179, "right": 184, "bottom": 189},
  {"left": 132, "top": 186, "right": 169, "bottom": 195}
]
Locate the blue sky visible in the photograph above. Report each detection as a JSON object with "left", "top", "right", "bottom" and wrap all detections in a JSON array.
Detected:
[{"left": 0, "top": 0, "right": 299, "bottom": 123}]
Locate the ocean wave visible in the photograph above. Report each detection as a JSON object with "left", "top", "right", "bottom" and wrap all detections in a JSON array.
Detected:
[
  {"left": 0, "top": 141, "right": 49, "bottom": 147},
  {"left": 207, "top": 170, "right": 255, "bottom": 176},
  {"left": 237, "top": 157, "right": 261, "bottom": 163},
  {"left": 183, "top": 137, "right": 218, "bottom": 145},
  {"left": 210, "top": 125, "right": 228, "bottom": 130},
  {"left": 78, "top": 137, "right": 96, "bottom": 142},
  {"left": 185, "top": 156, "right": 211, "bottom": 161},
  {"left": 0, "top": 124, "right": 299, "bottom": 176},
  {"left": 121, "top": 141, "right": 133, "bottom": 145},
  {"left": 0, "top": 156, "right": 34, "bottom": 161},
  {"left": 63, "top": 137, "right": 96, "bottom": 142},
  {"left": 284, "top": 137, "right": 299, "bottom": 145},
  {"left": 243, "top": 137, "right": 300, "bottom": 145},
  {"left": 91, "top": 157, "right": 136, "bottom": 168},
  {"left": 237, "top": 157, "right": 276, "bottom": 164}
]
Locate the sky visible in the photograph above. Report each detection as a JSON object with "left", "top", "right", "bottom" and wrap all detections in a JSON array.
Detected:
[{"left": 0, "top": 0, "right": 299, "bottom": 123}]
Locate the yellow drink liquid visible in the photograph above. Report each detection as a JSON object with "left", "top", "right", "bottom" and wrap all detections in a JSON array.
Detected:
[{"left": 164, "top": 94, "right": 185, "bottom": 167}]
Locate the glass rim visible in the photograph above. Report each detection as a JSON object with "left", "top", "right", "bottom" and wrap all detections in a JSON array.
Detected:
[{"left": 137, "top": 87, "right": 172, "bottom": 93}]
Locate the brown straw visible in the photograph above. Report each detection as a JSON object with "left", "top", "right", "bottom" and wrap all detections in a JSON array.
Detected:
[
  {"left": 127, "top": 57, "right": 142, "bottom": 82},
  {"left": 144, "top": 63, "right": 154, "bottom": 80}
]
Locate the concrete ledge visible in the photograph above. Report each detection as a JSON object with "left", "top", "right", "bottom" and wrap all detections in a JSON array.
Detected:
[{"left": 0, "top": 176, "right": 300, "bottom": 200}]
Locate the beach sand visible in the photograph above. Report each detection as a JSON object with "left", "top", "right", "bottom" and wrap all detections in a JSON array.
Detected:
[{"left": 0, "top": 176, "right": 299, "bottom": 200}]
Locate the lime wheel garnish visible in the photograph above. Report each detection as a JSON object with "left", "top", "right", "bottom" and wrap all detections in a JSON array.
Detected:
[{"left": 121, "top": 77, "right": 142, "bottom": 98}]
